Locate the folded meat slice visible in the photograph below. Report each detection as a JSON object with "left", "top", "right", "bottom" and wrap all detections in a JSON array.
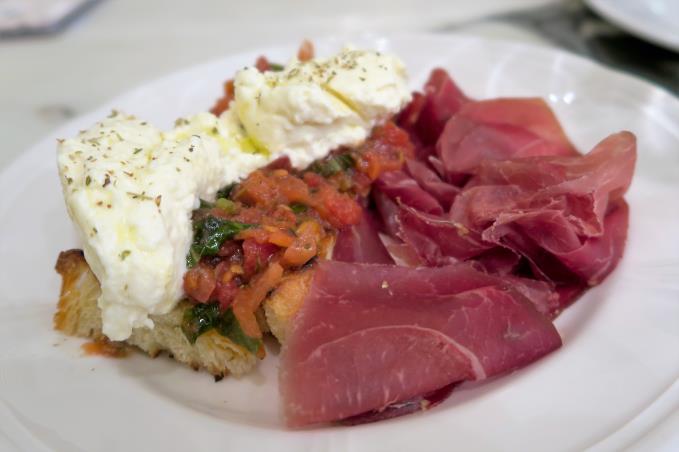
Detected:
[
  {"left": 397, "top": 68, "right": 469, "bottom": 146},
  {"left": 404, "top": 159, "right": 459, "bottom": 210},
  {"left": 473, "top": 131, "right": 636, "bottom": 237},
  {"left": 280, "top": 261, "right": 562, "bottom": 427},
  {"left": 375, "top": 170, "right": 444, "bottom": 214},
  {"left": 437, "top": 98, "right": 578, "bottom": 183},
  {"left": 332, "top": 209, "right": 394, "bottom": 265}
]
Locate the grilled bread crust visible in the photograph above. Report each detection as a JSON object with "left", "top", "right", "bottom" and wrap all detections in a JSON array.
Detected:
[
  {"left": 54, "top": 249, "right": 312, "bottom": 377},
  {"left": 54, "top": 250, "right": 257, "bottom": 377}
]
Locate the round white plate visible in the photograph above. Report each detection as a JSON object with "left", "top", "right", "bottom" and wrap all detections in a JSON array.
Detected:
[
  {"left": 1, "top": 33, "right": 678, "bottom": 452},
  {"left": 586, "top": 0, "right": 679, "bottom": 53}
]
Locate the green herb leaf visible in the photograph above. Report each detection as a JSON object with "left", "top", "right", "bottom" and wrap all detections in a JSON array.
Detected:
[
  {"left": 199, "top": 199, "right": 214, "bottom": 209},
  {"left": 182, "top": 303, "right": 262, "bottom": 354},
  {"left": 268, "top": 62, "right": 285, "bottom": 72},
  {"left": 310, "top": 153, "right": 355, "bottom": 177},
  {"left": 216, "top": 183, "right": 236, "bottom": 200},
  {"left": 216, "top": 308, "right": 262, "bottom": 354},
  {"left": 187, "top": 216, "right": 252, "bottom": 267},
  {"left": 182, "top": 302, "right": 221, "bottom": 343},
  {"left": 290, "top": 202, "right": 308, "bottom": 214},
  {"left": 215, "top": 198, "right": 237, "bottom": 214}
]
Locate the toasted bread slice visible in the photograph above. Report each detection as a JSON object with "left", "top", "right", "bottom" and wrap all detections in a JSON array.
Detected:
[
  {"left": 263, "top": 270, "right": 313, "bottom": 344},
  {"left": 54, "top": 250, "right": 257, "bottom": 377}
]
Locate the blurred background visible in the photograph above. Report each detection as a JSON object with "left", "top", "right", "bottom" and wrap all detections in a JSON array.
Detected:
[{"left": 0, "top": 0, "right": 677, "bottom": 169}]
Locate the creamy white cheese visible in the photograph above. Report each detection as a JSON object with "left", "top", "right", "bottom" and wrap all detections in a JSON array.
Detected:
[
  {"left": 234, "top": 47, "right": 411, "bottom": 168},
  {"left": 57, "top": 47, "right": 410, "bottom": 341},
  {"left": 58, "top": 113, "right": 224, "bottom": 340}
]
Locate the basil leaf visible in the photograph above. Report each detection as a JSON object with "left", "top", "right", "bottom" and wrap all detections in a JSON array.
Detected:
[
  {"left": 268, "top": 62, "right": 285, "bottom": 72},
  {"left": 290, "top": 202, "right": 308, "bottom": 214},
  {"left": 182, "top": 302, "right": 221, "bottom": 343},
  {"left": 188, "top": 216, "right": 252, "bottom": 267},
  {"left": 216, "top": 183, "right": 236, "bottom": 200},
  {"left": 199, "top": 199, "right": 214, "bottom": 209},
  {"left": 310, "top": 153, "right": 355, "bottom": 177},
  {"left": 182, "top": 303, "right": 262, "bottom": 354},
  {"left": 216, "top": 308, "right": 262, "bottom": 354}
]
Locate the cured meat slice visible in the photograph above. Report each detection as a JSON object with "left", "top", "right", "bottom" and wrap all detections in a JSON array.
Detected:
[
  {"left": 404, "top": 159, "right": 459, "bottom": 210},
  {"left": 473, "top": 131, "right": 636, "bottom": 237},
  {"left": 333, "top": 210, "right": 394, "bottom": 264},
  {"left": 375, "top": 170, "right": 444, "bottom": 214},
  {"left": 280, "top": 261, "right": 562, "bottom": 427},
  {"left": 397, "top": 68, "right": 470, "bottom": 146},
  {"left": 396, "top": 203, "right": 491, "bottom": 264},
  {"left": 437, "top": 98, "right": 578, "bottom": 182},
  {"left": 340, "top": 382, "right": 458, "bottom": 426}
]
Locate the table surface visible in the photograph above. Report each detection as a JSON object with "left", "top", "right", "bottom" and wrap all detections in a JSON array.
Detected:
[{"left": 0, "top": 0, "right": 676, "bottom": 450}]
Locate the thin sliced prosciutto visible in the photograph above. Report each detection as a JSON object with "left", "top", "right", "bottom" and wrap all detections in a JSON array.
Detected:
[
  {"left": 380, "top": 102, "right": 636, "bottom": 288},
  {"left": 280, "top": 67, "right": 635, "bottom": 428},
  {"left": 333, "top": 209, "right": 394, "bottom": 265},
  {"left": 437, "top": 98, "right": 578, "bottom": 182},
  {"left": 397, "top": 68, "right": 469, "bottom": 146},
  {"left": 280, "top": 261, "right": 562, "bottom": 427}
]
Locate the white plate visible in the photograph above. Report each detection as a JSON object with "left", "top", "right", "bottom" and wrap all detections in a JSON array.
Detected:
[
  {"left": 586, "top": 0, "right": 679, "bottom": 53},
  {"left": 1, "top": 33, "right": 678, "bottom": 452}
]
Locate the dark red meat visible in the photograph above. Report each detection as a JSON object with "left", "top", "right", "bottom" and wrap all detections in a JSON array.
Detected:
[
  {"left": 436, "top": 98, "right": 578, "bottom": 183},
  {"left": 280, "top": 261, "right": 562, "bottom": 427},
  {"left": 397, "top": 68, "right": 469, "bottom": 146},
  {"left": 333, "top": 209, "right": 394, "bottom": 264},
  {"left": 283, "top": 68, "right": 635, "bottom": 428},
  {"left": 404, "top": 159, "right": 459, "bottom": 210},
  {"left": 375, "top": 170, "right": 444, "bottom": 214}
]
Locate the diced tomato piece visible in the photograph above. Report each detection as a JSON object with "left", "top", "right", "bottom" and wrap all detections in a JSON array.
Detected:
[
  {"left": 218, "top": 240, "right": 242, "bottom": 259},
  {"left": 282, "top": 221, "right": 322, "bottom": 267},
  {"left": 232, "top": 262, "right": 284, "bottom": 338},
  {"left": 234, "top": 171, "right": 278, "bottom": 206},
  {"left": 255, "top": 56, "right": 270, "bottom": 72},
  {"left": 265, "top": 227, "right": 296, "bottom": 247},
  {"left": 243, "top": 239, "right": 279, "bottom": 277},
  {"left": 212, "top": 261, "right": 240, "bottom": 309},
  {"left": 183, "top": 263, "right": 217, "bottom": 303},
  {"left": 357, "top": 122, "right": 414, "bottom": 180},
  {"left": 297, "top": 40, "right": 314, "bottom": 61},
  {"left": 264, "top": 156, "right": 292, "bottom": 171},
  {"left": 236, "top": 227, "right": 270, "bottom": 244},
  {"left": 303, "top": 171, "right": 324, "bottom": 188},
  {"left": 269, "top": 205, "right": 297, "bottom": 229},
  {"left": 214, "top": 279, "right": 239, "bottom": 310},
  {"left": 210, "top": 80, "right": 235, "bottom": 116}
]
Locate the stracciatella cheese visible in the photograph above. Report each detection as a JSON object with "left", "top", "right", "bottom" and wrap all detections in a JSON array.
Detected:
[
  {"left": 57, "top": 47, "right": 410, "bottom": 341},
  {"left": 233, "top": 48, "right": 411, "bottom": 168},
  {"left": 58, "top": 113, "right": 233, "bottom": 340}
]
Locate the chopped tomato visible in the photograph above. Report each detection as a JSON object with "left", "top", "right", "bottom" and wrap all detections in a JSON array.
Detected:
[
  {"left": 255, "top": 56, "right": 270, "bottom": 72},
  {"left": 269, "top": 205, "right": 297, "bottom": 229},
  {"left": 217, "top": 240, "right": 242, "bottom": 261},
  {"left": 303, "top": 173, "right": 361, "bottom": 227},
  {"left": 183, "top": 263, "right": 216, "bottom": 303},
  {"left": 236, "top": 227, "right": 271, "bottom": 244},
  {"left": 282, "top": 220, "right": 323, "bottom": 267},
  {"left": 242, "top": 239, "right": 279, "bottom": 277},
  {"left": 357, "top": 122, "right": 414, "bottom": 180},
  {"left": 297, "top": 40, "right": 314, "bottom": 61},
  {"left": 265, "top": 226, "right": 296, "bottom": 247},
  {"left": 214, "top": 279, "right": 239, "bottom": 310},
  {"left": 210, "top": 80, "right": 235, "bottom": 116},
  {"left": 213, "top": 261, "right": 240, "bottom": 309},
  {"left": 232, "top": 262, "right": 284, "bottom": 338}
]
